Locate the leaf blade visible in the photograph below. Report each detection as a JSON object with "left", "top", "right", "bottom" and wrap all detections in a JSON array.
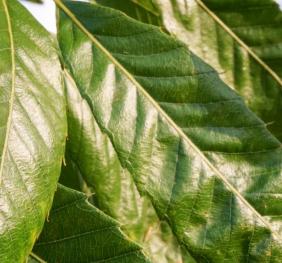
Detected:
[
  {"left": 57, "top": 1, "right": 282, "bottom": 260},
  {"left": 0, "top": 0, "right": 66, "bottom": 261},
  {"left": 98, "top": 0, "right": 282, "bottom": 140},
  {"left": 33, "top": 184, "right": 150, "bottom": 263},
  {"left": 142, "top": 0, "right": 282, "bottom": 140},
  {"left": 63, "top": 69, "right": 192, "bottom": 262}
]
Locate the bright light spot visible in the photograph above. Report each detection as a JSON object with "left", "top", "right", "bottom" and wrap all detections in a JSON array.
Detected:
[
  {"left": 19, "top": 0, "right": 56, "bottom": 33},
  {"left": 276, "top": 0, "right": 282, "bottom": 8}
]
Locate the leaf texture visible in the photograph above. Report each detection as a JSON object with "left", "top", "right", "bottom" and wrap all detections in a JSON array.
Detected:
[
  {"left": 63, "top": 70, "right": 191, "bottom": 263},
  {"left": 187, "top": 0, "right": 282, "bottom": 141},
  {"left": 96, "top": 0, "right": 282, "bottom": 141},
  {"left": 201, "top": 0, "right": 282, "bottom": 78},
  {"left": 56, "top": 0, "right": 282, "bottom": 261},
  {"left": 0, "top": 0, "right": 66, "bottom": 261},
  {"left": 145, "top": 0, "right": 282, "bottom": 140},
  {"left": 33, "top": 184, "right": 150, "bottom": 263},
  {"left": 96, "top": 0, "right": 162, "bottom": 27}
]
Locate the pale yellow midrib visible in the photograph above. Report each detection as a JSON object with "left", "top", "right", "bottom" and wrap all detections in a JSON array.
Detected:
[
  {"left": 29, "top": 252, "right": 47, "bottom": 263},
  {"left": 195, "top": 0, "right": 282, "bottom": 88},
  {"left": 0, "top": 0, "right": 16, "bottom": 184},
  {"left": 54, "top": 0, "right": 280, "bottom": 240}
]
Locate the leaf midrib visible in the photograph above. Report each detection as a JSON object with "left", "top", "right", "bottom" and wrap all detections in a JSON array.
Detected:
[
  {"left": 29, "top": 252, "right": 47, "bottom": 263},
  {"left": 0, "top": 0, "right": 16, "bottom": 184},
  {"left": 195, "top": 0, "right": 282, "bottom": 88},
  {"left": 54, "top": 0, "right": 280, "bottom": 239}
]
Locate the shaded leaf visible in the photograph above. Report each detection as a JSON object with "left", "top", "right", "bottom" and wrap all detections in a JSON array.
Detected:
[
  {"left": 56, "top": 0, "right": 282, "bottom": 261},
  {"left": 0, "top": 0, "right": 66, "bottom": 261},
  {"left": 33, "top": 184, "right": 150, "bottom": 263},
  {"left": 96, "top": 0, "right": 161, "bottom": 26},
  {"left": 63, "top": 71, "right": 192, "bottom": 262}
]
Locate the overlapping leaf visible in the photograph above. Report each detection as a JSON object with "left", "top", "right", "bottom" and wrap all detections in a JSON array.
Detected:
[
  {"left": 55, "top": 0, "right": 282, "bottom": 261},
  {"left": 62, "top": 70, "right": 191, "bottom": 262},
  {"left": 97, "top": 0, "right": 282, "bottom": 141},
  {"left": 33, "top": 184, "right": 150, "bottom": 263},
  {"left": 96, "top": 0, "right": 161, "bottom": 27},
  {"left": 0, "top": 0, "right": 66, "bottom": 261},
  {"left": 201, "top": 0, "right": 282, "bottom": 77}
]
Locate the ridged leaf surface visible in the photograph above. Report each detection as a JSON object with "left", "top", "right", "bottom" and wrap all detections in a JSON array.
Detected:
[
  {"left": 63, "top": 71, "right": 191, "bottom": 262},
  {"left": 56, "top": 0, "right": 282, "bottom": 261},
  {"left": 0, "top": 0, "right": 66, "bottom": 261},
  {"left": 202, "top": 0, "right": 282, "bottom": 77},
  {"left": 98, "top": 0, "right": 282, "bottom": 141},
  {"left": 33, "top": 184, "right": 150, "bottom": 263}
]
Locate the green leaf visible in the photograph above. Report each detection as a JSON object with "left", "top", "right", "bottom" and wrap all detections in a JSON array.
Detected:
[
  {"left": 96, "top": 0, "right": 161, "bottom": 27},
  {"left": 27, "top": 253, "right": 46, "bottom": 263},
  {"left": 201, "top": 0, "right": 282, "bottom": 77},
  {"left": 63, "top": 70, "right": 192, "bottom": 262},
  {"left": 100, "top": 0, "right": 282, "bottom": 141},
  {"left": 21, "top": 0, "right": 43, "bottom": 3},
  {"left": 32, "top": 184, "right": 150, "bottom": 263},
  {"left": 0, "top": 0, "right": 66, "bottom": 261},
  {"left": 56, "top": 0, "right": 282, "bottom": 261}
]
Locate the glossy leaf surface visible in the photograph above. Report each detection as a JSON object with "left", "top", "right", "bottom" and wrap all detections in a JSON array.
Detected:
[
  {"left": 63, "top": 71, "right": 190, "bottom": 262},
  {"left": 33, "top": 184, "right": 150, "bottom": 263},
  {"left": 155, "top": 0, "right": 282, "bottom": 141},
  {"left": 98, "top": 0, "right": 282, "bottom": 141},
  {"left": 57, "top": 0, "right": 282, "bottom": 261},
  {"left": 202, "top": 0, "right": 282, "bottom": 77},
  {"left": 0, "top": 0, "right": 66, "bottom": 261}
]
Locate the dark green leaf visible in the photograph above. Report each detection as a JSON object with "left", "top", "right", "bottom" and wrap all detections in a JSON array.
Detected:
[
  {"left": 0, "top": 0, "right": 66, "bottom": 261},
  {"left": 100, "top": 0, "right": 282, "bottom": 141},
  {"left": 96, "top": 0, "right": 161, "bottom": 26},
  {"left": 33, "top": 184, "right": 150, "bottom": 263},
  {"left": 56, "top": 0, "right": 282, "bottom": 261}
]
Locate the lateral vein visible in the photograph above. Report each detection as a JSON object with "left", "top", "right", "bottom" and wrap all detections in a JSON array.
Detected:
[{"left": 54, "top": 0, "right": 280, "bottom": 240}]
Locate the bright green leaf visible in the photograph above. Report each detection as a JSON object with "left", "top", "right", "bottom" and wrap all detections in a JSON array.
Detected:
[{"left": 0, "top": 0, "right": 66, "bottom": 261}]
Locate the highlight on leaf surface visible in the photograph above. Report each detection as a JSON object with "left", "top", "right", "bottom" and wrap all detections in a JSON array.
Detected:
[
  {"left": 0, "top": 0, "right": 66, "bottom": 262},
  {"left": 54, "top": 0, "right": 282, "bottom": 261},
  {"left": 96, "top": 0, "right": 282, "bottom": 141},
  {"left": 1, "top": 0, "right": 281, "bottom": 262}
]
